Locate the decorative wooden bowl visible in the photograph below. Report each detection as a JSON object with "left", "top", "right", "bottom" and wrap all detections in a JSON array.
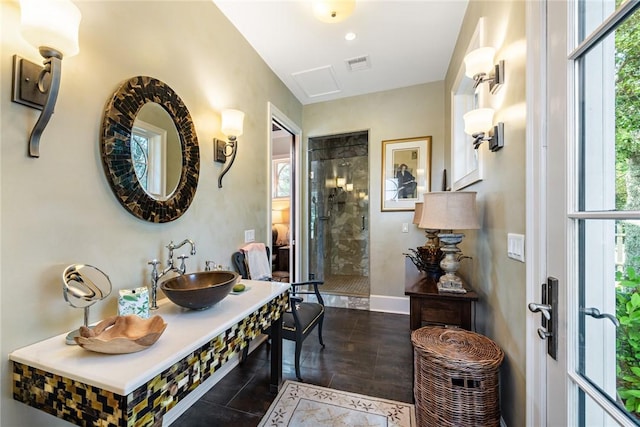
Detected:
[{"left": 75, "top": 314, "right": 167, "bottom": 354}]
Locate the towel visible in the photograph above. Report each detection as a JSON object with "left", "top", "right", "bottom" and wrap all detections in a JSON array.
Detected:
[{"left": 241, "top": 242, "right": 272, "bottom": 280}]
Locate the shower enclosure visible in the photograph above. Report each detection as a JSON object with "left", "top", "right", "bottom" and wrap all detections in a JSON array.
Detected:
[{"left": 308, "top": 131, "right": 369, "bottom": 297}]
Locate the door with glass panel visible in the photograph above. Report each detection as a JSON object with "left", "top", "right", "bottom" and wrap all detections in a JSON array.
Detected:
[{"left": 540, "top": 1, "right": 640, "bottom": 425}]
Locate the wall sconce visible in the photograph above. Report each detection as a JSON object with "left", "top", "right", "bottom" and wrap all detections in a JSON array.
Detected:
[
  {"left": 312, "top": 0, "right": 356, "bottom": 23},
  {"left": 463, "top": 108, "right": 504, "bottom": 152},
  {"left": 463, "top": 47, "right": 504, "bottom": 94},
  {"left": 336, "top": 177, "right": 346, "bottom": 188},
  {"left": 214, "top": 109, "right": 245, "bottom": 188},
  {"left": 12, "top": 0, "right": 81, "bottom": 158}
]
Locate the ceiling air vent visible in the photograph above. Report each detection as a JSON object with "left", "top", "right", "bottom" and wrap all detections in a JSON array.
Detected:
[{"left": 345, "top": 55, "right": 371, "bottom": 72}]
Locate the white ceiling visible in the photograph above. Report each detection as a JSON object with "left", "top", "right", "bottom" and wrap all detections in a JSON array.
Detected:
[{"left": 213, "top": 0, "right": 469, "bottom": 105}]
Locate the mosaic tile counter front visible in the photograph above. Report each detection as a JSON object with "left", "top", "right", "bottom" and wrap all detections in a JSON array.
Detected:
[{"left": 10, "top": 281, "right": 289, "bottom": 427}]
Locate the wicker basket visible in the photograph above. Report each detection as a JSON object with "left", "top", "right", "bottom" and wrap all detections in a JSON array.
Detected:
[{"left": 411, "top": 326, "right": 504, "bottom": 427}]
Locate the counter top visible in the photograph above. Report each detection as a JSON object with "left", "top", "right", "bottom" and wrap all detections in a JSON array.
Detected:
[{"left": 9, "top": 280, "right": 288, "bottom": 396}]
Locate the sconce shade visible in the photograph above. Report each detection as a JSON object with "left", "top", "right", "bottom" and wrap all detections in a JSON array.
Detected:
[
  {"left": 313, "top": 0, "right": 356, "bottom": 23},
  {"left": 463, "top": 108, "right": 494, "bottom": 136},
  {"left": 463, "top": 47, "right": 495, "bottom": 79},
  {"left": 413, "top": 202, "right": 423, "bottom": 225},
  {"left": 221, "top": 109, "right": 244, "bottom": 138},
  {"left": 336, "top": 177, "right": 346, "bottom": 188},
  {"left": 419, "top": 192, "right": 479, "bottom": 231},
  {"left": 19, "top": 0, "right": 81, "bottom": 57}
]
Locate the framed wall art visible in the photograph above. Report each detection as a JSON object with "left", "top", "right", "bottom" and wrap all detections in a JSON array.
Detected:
[{"left": 381, "top": 136, "right": 432, "bottom": 211}]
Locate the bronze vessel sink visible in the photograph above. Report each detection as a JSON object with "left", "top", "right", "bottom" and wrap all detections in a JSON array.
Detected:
[{"left": 161, "top": 271, "right": 239, "bottom": 310}]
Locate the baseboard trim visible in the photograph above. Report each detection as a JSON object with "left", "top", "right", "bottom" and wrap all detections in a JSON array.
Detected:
[{"left": 369, "top": 295, "right": 410, "bottom": 315}]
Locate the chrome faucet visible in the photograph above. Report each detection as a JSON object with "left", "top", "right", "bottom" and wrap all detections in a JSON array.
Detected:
[
  {"left": 148, "top": 239, "right": 196, "bottom": 309},
  {"left": 168, "top": 239, "right": 197, "bottom": 260}
]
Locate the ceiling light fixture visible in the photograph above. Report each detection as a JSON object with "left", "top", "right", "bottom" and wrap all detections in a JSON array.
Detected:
[
  {"left": 313, "top": 0, "right": 356, "bottom": 23},
  {"left": 345, "top": 32, "right": 356, "bottom": 41}
]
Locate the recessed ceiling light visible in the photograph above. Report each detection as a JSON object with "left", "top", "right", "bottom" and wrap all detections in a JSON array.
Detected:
[{"left": 345, "top": 32, "right": 356, "bottom": 41}]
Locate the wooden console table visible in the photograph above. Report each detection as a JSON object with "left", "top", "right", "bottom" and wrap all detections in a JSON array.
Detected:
[{"left": 405, "top": 273, "right": 478, "bottom": 331}]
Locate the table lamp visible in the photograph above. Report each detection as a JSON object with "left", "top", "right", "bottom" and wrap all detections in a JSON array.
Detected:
[{"left": 419, "top": 191, "right": 479, "bottom": 293}]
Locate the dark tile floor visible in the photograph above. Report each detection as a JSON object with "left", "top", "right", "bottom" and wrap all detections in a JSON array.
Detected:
[{"left": 172, "top": 306, "right": 414, "bottom": 426}]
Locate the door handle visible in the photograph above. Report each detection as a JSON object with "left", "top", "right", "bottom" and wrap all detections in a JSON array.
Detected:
[
  {"left": 537, "top": 327, "right": 552, "bottom": 340},
  {"left": 528, "top": 277, "right": 558, "bottom": 360},
  {"left": 362, "top": 216, "right": 365, "bottom": 230},
  {"left": 583, "top": 307, "right": 620, "bottom": 327},
  {"left": 528, "top": 303, "right": 551, "bottom": 320}
]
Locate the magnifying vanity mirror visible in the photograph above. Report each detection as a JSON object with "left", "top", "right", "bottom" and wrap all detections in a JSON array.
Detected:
[
  {"left": 100, "top": 76, "right": 199, "bottom": 222},
  {"left": 62, "top": 264, "right": 112, "bottom": 345}
]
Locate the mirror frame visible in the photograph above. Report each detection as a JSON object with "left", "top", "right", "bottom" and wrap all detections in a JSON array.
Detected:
[{"left": 100, "top": 76, "right": 199, "bottom": 223}]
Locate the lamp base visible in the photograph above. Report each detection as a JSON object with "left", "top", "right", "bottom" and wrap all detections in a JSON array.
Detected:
[
  {"left": 437, "top": 279, "right": 467, "bottom": 294},
  {"left": 437, "top": 233, "right": 467, "bottom": 294}
]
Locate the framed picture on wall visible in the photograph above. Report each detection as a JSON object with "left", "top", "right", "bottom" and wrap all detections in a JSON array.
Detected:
[{"left": 381, "top": 136, "right": 432, "bottom": 211}]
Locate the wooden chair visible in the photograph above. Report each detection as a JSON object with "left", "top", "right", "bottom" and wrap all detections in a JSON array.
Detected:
[{"left": 232, "top": 248, "right": 325, "bottom": 381}]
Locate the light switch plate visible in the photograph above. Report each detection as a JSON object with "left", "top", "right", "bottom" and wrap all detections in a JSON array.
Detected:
[
  {"left": 507, "top": 233, "right": 525, "bottom": 262},
  {"left": 244, "top": 229, "right": 255, "bottom": 243},
  {"left": 402, "top": 223, "right": 409, "bottom": 233}
]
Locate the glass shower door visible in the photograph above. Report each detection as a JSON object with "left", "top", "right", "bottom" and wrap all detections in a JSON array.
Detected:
[{"left": 308, "top": 131, "right": 369, "bottom": 297}]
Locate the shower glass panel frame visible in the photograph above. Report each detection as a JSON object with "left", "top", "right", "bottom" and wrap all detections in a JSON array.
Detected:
[{"left": 308, "top": 131, "right": 369, "bottom": 296}]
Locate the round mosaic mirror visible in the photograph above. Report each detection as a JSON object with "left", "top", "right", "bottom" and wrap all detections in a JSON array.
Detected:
[{"left": 100, "top": 76, "right": 199, "bottom": 222}]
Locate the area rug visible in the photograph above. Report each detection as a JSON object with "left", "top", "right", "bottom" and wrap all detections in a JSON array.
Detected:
[{"left": 258, "top": 380, "right": 416, "bottom": 427}]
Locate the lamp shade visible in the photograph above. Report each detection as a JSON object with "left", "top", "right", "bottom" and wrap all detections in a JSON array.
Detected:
[
  {"left": 419, "top": 192, "right": 479, "bottom": 230},
  {"left": 463, "top": 46, "right": 496, "bottom": 79},
  {"left": 413, "top": 202, "right": 423, "bottom": 225},
  {"left": 313, "top": 0, "right": 356, "bottom": 23},
  {"left": 19, "top": 0, "right": 81, "bottom": 57},
  {"left": 221, "top": 109, "right": 244, "bottom": 138},
  {"left": 463, "top": 108, "right": 494, "bottom": 136},
  {"left": 272, "top": 210, "right": 283, "bottom": 225}
]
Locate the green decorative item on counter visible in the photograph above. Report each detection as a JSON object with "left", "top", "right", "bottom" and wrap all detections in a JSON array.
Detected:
[{"left": 118, "top": 287, "right": 150, "bottom": 318}]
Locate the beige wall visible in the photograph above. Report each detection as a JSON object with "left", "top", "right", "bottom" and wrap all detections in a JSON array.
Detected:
[
  {"left": 444, "top": 1, "right": 527, "bottom": 426},
  {"left": 0, "top": 1, "right": 301, "bottom": 425},
  {"left": 302, "top": 82, "right": 445, "bottom": 298}
]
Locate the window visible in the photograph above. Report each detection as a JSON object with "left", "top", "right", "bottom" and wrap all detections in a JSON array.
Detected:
[
  {"left": 132, "top": 119, "right": 168, "bottom": 199},
  {"left": 569, "top": 1, "right": 640, "bottom": 423},
  {"left": 273, "top": 158, "right": 291, "bottom": 198},
  {"left": 451, "top": 18, "right": 485, "bottom": 190}
]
